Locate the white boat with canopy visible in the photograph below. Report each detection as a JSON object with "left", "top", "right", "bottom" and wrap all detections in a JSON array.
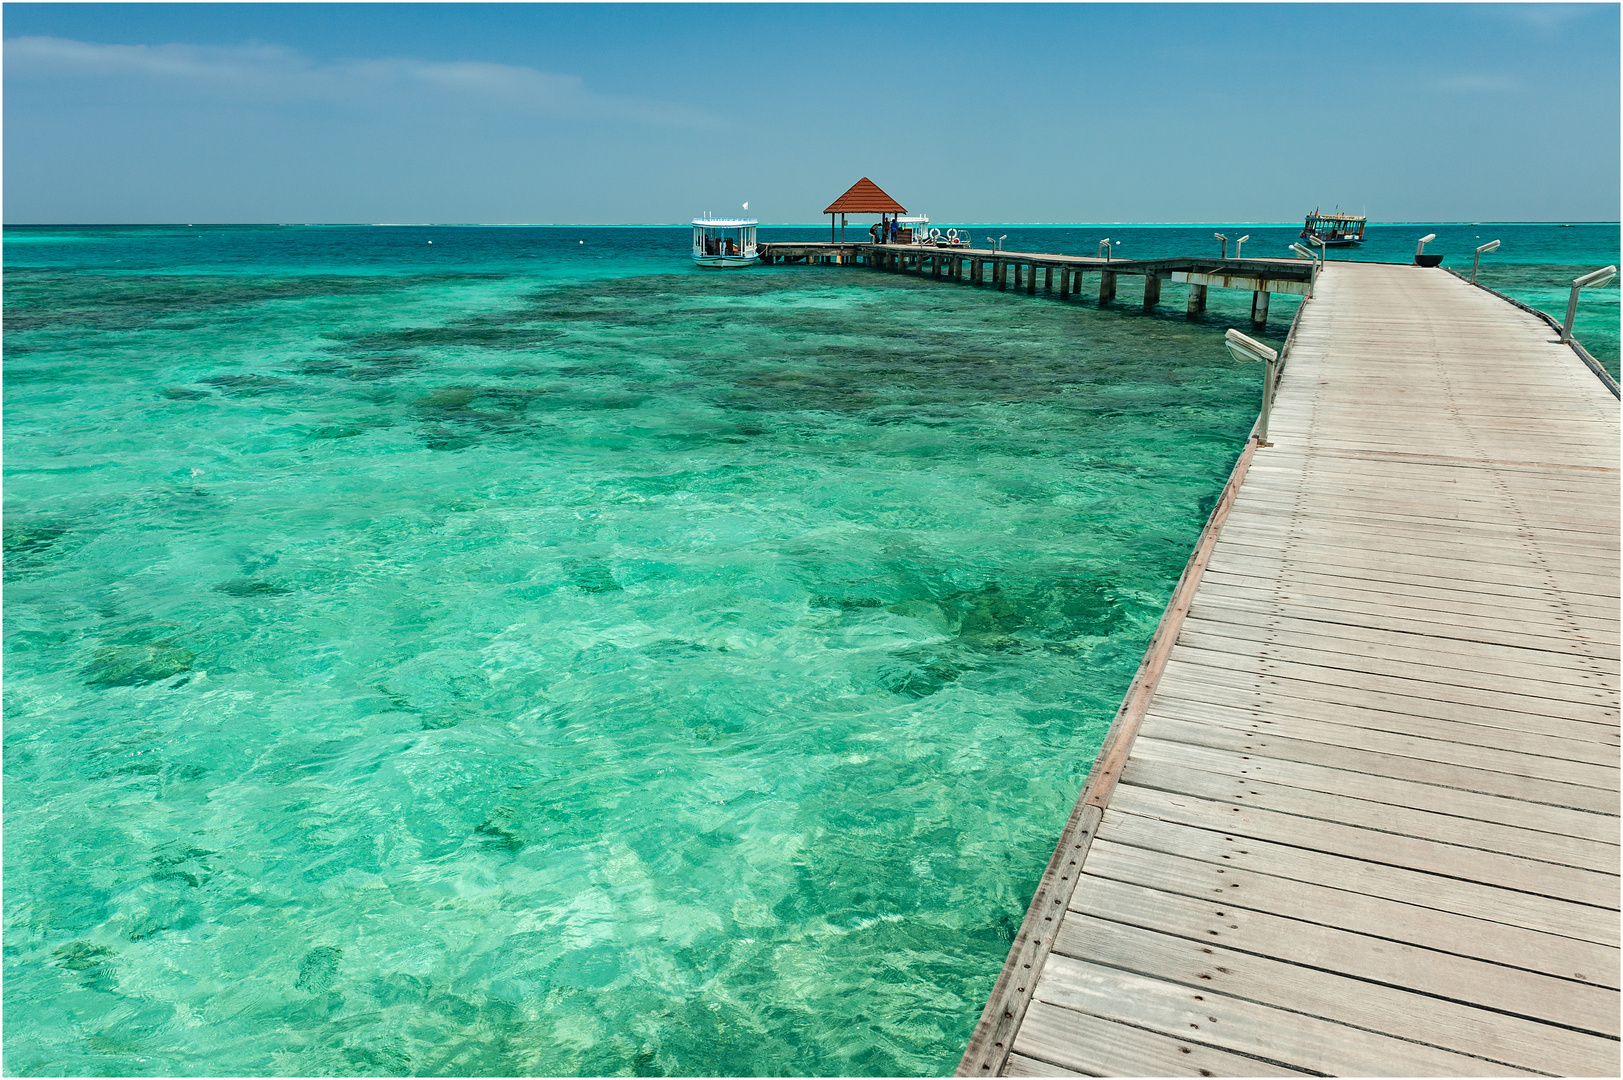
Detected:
[{"left": 692, "top": 214, "right": 758, "bottom": 268}]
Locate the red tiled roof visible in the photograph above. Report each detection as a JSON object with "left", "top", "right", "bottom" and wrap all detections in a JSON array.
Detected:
[{"left": 823, "top": 178, "right": 906, "bottom": 215}]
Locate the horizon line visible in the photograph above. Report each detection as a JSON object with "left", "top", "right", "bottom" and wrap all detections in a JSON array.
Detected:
[{"left": 5, "top": 220, "right": 1619, "bottom": 229}]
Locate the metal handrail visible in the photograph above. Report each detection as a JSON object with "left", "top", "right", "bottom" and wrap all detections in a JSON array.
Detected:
[
  {"left": 1471, "top": 239, "right": 1500, "bottom": 284},
  {"left": 1225, "top": 328, "right": 1279, "bottom": 446},
  {"left": 1289, "top": 243, "right": 1322, "bottom": 295},
  {"left": 1562, "top": 265, "right": 1617, "bottom": 344}
]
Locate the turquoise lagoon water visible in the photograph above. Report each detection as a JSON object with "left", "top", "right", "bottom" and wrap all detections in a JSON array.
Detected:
[{"left": 1, "top": 222, "right": 1612, "bottom": 1077}]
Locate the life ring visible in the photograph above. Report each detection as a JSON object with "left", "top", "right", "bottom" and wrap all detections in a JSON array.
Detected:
[
  {"left": 946, "top": 228, "right": 958, "bottom": 242},
  {"left": 929, "top": 228, "right": 941, "bottom": 242}
]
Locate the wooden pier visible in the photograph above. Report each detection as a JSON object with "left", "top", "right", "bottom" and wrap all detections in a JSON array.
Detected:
[
  {"left": 950, "top": 260, "right": 1620, "bottom": 1076},
  {"left": 755, "top": 242, "right": 1314, "bottom": 329}
]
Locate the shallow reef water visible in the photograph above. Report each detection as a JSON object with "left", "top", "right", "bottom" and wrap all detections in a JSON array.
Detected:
[{"left": 3, "top": 222, "right": 1613, "bottom": 1076}]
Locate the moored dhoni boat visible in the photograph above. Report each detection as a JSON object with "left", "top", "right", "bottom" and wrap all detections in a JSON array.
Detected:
[
  {"left": 692, "top": 215, "right": 758, "bottom": 268},
  {"left": 1301, "top": 209, "right": 1367, "bottom": 246}
]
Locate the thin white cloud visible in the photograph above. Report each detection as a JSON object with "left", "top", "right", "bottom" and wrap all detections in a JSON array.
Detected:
[
  {"left": 4, "top": 36, "right": 723, "bottom": 128},
  {"left": 1497, "top": 3, "right": 1599, "bottom": 35}
]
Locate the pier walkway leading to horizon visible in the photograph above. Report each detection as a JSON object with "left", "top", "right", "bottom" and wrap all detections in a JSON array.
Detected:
[
  {"left": 755, "top": 241, "right": 1316, "bottom": 330},
  {"left": 957, "top": 261, "right": 1621, "bottom": 1076}
]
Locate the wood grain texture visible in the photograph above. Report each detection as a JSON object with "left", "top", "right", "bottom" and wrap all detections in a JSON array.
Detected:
[
  {"left": 1082, "top": 837, "right": 1619, "bottom": 986},
  {"left": 1029, "top": 953, "right": 1543, "bottom": 1076}
]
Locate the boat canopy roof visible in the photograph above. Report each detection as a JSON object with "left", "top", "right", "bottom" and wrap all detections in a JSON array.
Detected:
[
  {"left": 1305, "top": 210, "right": 1366, "bottom": 223},
  {"left": 896, "top": 215, "right": 930, "bottom": 225},
  {"left": 692, "top": 218, "right": 757, "bottom": 228}
]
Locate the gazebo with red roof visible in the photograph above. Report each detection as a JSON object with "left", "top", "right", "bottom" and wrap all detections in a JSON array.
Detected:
[{"left": 823, "top": 178, "right": 906, "bottom": 242}]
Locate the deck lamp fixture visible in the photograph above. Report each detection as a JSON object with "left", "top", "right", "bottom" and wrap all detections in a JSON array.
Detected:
[
  {"left": 1289, "top": 243, "right": 1315, "bottom": 261},
  {"left": 1233, "top": 235, "right": 1251, "bottom": 258},
  {"left": 1214, "top": 232, "right": 1228, "bottom": 259},
  {"left": 1561, "top": 265, "right": 1617, "bottom": 344},
  {"left": 1415, "top": 233, "right": 1437, "bottom": 260},
  {"left": 1470, "top": 240, "right": 1500, "bottom": 284},
  {"left": 1224, "top": 328, "right": 1279, "bottom": 447},
  {"left": 1307, "top": 234, "right": 1327, "bottom": 263}
]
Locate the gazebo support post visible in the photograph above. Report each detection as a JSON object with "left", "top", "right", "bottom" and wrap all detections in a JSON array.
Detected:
[{"left": 823, "top": 178, "right": 907, "bottom": 251}]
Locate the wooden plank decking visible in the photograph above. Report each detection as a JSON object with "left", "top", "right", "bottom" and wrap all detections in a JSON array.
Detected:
[{"left": 960, "top": 261, "right": 1621, "bottom": 1077}]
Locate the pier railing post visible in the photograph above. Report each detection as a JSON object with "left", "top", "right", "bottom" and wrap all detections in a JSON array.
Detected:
[
  {"left": 1260, "top": 353, "right": 1276, "bottom": 445},
  {"left": 1225, "top": 328, "right": 1278, "bottom": 447},
  {"left": 1562, "top": 266, "right": 1616, "bottom": 344}
]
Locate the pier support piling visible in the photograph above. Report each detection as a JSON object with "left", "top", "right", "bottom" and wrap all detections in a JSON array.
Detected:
[
  {"left": 1044, "top": 266, "right": 1054, "bottom": 292},
  {"left": 1187, "top": 283, "right": 1208, "bottom": 317},
  {"left": 1099, "top": 270, "right": 1116, "bottom": 304},
  {"left": 1143, "top": 274, "right": 1161, "bottom": 311},
  {"left": 1251, "top": 289, "right": 1270, "bottom": 329}
]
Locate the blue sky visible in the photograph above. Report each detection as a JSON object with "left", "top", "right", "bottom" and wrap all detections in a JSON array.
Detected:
[{"left": 4, "top": 3, "right": 1618, "bottom": 224}]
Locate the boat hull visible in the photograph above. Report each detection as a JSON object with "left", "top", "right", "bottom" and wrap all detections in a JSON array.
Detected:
[{"left": 692, "top": 254, "right": 759, "bottom": 269}]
